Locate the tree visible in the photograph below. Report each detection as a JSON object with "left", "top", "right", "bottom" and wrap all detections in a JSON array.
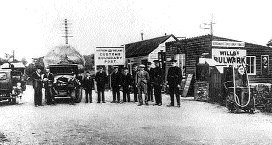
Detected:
[
  {"left": 21, "top": 57, "right": 28, "bottom": 66},
  {"left": 83, "top": 54, "right": 94, "bottom": 70}
]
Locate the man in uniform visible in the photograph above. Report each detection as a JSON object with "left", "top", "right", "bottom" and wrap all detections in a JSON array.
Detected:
[
  {"left": 32, "top": 65, "right": 43, "bottom": 107},
  {"left": 82, "top": 71, "right": 94, "bottom": 103},
  {"left": 135, "top": 64, "right": 150, "bottom": 106},
  {"left": 132, "top": 64, "right": 138, "bottom": 102},
  {"left": 146, "top": 62, "right": 154, "bottom": 102},
  {"left": 110, "top": 66, "right": 122, "bottom": 103},
  {"left": 43, "top": 67, "right": 55, "bottom": 105},
  {"left": 121, "top": 67, "right": 132, "bottom": 102},
  {"left": 152, "top": 60, "right": 163, "bottom": 106},
  {"left": 167, "top": 59, "right": 182, "bottom": 107},
  {"left": 95, "top": 66, "right": 107, "bottom": 103}
]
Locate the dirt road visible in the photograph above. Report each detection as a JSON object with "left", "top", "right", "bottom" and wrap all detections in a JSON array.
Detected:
[{"left": 1, "top": 85, "right": 272, "bottom": 144}]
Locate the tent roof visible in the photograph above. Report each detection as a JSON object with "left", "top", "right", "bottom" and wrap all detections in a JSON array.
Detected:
[
  {"left": 43, "top": 45, "right": 85, "bottom": 67},
  {"left": 0, "top": 62, "right": 25, "bottom": 69}
]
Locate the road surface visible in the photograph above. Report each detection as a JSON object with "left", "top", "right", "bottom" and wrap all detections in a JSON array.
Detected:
[{"left": 1, "top": 85, "right": 272, "bottom": 144}]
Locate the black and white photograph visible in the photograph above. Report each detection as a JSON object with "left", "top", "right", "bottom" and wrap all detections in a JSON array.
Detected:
[{"left": 1, "top": 0, "right": 272, "bottom": 144}]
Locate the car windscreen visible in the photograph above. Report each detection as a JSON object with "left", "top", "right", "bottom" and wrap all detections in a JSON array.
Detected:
[
  {"left": 0, "top": 72, "right": 7, "bottom": 80},
  {"left": 50, "top": 66, "right": 78, "bottom": 74}
]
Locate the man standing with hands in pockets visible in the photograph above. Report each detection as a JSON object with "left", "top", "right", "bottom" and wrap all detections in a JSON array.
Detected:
[{"left": 135, "top": 64, "right": 150, "bottom": 106}]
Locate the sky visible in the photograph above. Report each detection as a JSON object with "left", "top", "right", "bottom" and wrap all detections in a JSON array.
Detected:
[{"left": 0, "top": 0, "right": 272, "bottom": 63}]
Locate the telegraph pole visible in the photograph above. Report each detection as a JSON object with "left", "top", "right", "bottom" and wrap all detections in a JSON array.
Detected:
[
  {"left": 62, "top": 19, "right": 73, "bottom": 45},
  {"left": 200, "top": 14, "right": 216, "bottom": 36},
  {"left": 200, "top": 15, "right": 216, "bottom": 57},
  {"left": 12, "top": 50, "right": 14, "bottom": 62}
]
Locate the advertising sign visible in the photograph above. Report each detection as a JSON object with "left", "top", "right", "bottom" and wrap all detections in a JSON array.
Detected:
[
  {"left": 261, "top": 55, "right": 269, "bottom": 76},
  {"left": 212, "top": 41, "right": 245, "bottom": 48},
  {"left": 95, "top": 47, "right": 125, "bottom": 65},
  {"left": 212, "top": 49, "right": 246, "bottom": 66}
]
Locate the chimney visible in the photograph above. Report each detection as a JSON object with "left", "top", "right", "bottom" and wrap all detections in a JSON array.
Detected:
[
  {"left": 165, "top": 33, "right": 167, "bottom": 36},
  {"left": 141, "top": 32, "right": 144, "bottom": 41}
]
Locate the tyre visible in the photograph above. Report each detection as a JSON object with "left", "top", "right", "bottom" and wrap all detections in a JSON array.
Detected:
[{"left": 9, "top": 97, "right": 16, "bottom": 105}]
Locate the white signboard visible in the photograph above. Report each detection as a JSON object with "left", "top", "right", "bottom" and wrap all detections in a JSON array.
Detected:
[
  {"left": 95, "top": 47, "right": 125, "bottom": 65},
  {"left": 212, "top": 41, "right": 245, "bottom": 47},
  {"left": 212, "top": 49, "right": 246, "bottom": 66}
]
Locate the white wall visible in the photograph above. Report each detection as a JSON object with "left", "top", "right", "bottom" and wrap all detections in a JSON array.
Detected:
[{"left": 148, "top": 36, "right": 176, "bottom": 67}]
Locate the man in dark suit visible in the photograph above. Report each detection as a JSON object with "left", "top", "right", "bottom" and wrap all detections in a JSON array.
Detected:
[
  {"left": 82, "top": 71, "right": 94, "bottom": 103},
  {"left": 95, "top": 66, "right": 107, "bottom": 103},
  {"left": 132, "top": 64, "right": 138, "bottom": 102},
  {"left": 146, "top": 62, "right": 154, "bottom": 102},
  {"left": 32, "top": 65, "right": 43, "bottom": 107},
  {"left": 43, "top": 67, "right": 55, "bottom": 105},
  {"left": 110, "top": 66, "right": 122, "bottom": 103},
  {"left": 121, "top": 67, "right": 132, "bottom": 102},
  {"left": 67, "top": 74, "right": 80, "bottom": 105},
  {"left": 167, "top": 59, "right": 182, "bottom": 107},
  {"left": 152, "top": 60, "right": 163, "bottom": 106}
]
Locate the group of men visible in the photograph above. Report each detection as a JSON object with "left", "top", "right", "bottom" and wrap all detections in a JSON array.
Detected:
[
  {"left": 31, "top": 58, "right": 182, "bottom": 107},
  {"left": 93, "top": 58, "right": 182, "bottom": 107},
  {"left": 32, "top": 67, "right": 81, "bottom": 106},
  {"left": 32, "top": 67, "right": 55, "bottom": 107}
]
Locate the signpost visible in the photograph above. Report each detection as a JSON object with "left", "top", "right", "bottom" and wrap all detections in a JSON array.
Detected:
[
  {"left": 212, "top": 49, "right": 246, "bottom": 66},
  {"left": 95, "top": 46, "right": 125, "bottom": 66},
  {"left": 212, "top": 41, "right": 245, "bottom": 48}
]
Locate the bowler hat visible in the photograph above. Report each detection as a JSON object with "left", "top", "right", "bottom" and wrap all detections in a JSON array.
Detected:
[
  {"left": 123, "top": 67, "right": 128, "bottom": 70},
  {"left": 147, "top": 61, "right": 152, "bottom": 65},
  {"left": 113, "top": 65, "right": 119, "bottom": 68},
  {"left": 153, "top": 60, "right": 160, "bottom": 63}
]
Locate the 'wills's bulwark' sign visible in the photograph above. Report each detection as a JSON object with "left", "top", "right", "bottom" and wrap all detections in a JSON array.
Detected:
[
  {"left": 95, "top": 47, "right": 125, "bottom": 65},
  {"left": 212, "top": 49, "right": 246, "bottom": 66}
]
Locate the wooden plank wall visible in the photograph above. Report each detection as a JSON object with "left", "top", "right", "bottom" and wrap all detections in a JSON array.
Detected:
[
  {"left": 246, "top": 43, "right": 272, "bottom": 83},
  {"left": 166, "top": 34, "right": 272, "bottom": 86}
]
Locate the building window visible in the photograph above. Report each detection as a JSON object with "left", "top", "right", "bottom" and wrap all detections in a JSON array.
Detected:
[{"left": 246, "top": 56, "right": 256, "bottom": 75}]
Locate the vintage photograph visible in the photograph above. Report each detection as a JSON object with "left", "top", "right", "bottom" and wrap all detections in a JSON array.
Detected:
[{"left": 1, "top": 0, "right": 272, "bottom": 144}]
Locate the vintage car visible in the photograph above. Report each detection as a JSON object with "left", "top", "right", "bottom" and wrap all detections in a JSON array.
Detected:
[
  {"left": 0, "top": 69, "right": 23, "bottom": 104},
  {"left": 43, "top": 45, "right": 85, "bottom": 103},
  {"left": 0, "top": 62, "right": 27, "bottom": 91},
  {"left": 49, "top": 64, "right": 82, "bottom": 103}
]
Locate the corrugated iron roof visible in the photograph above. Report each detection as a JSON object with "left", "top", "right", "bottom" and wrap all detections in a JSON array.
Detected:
[{"left": 125, "top": 34, "right": 177, "bottom": 58}]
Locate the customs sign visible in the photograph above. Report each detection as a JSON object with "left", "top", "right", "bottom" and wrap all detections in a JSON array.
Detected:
[
  {"left": 95, "top": 47, "right": 125, "bottom": 65},
  {"left": 212, "top": 49, "right": 246, "bottom": 66}
]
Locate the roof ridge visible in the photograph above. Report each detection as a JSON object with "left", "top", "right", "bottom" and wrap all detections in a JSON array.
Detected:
[{"left": 126, "top": 34, "right": 173, "bottom": 45}]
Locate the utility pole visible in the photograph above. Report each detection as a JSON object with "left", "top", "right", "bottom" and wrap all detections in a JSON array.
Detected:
[
  {"left": 12, "top": 50, "right": 14, "bottom": 62},
  {"left": 200, "top": 14, "right": 216, "bottom": 36},
  {"left": 200, "top": 14, "right": 216, "bottom": 58},
  {"left": 62, "top": 19, "right": 73, "bottom": 45},
  {"left": 141, "top": 32, "right": 144, "bottom": 41}
]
